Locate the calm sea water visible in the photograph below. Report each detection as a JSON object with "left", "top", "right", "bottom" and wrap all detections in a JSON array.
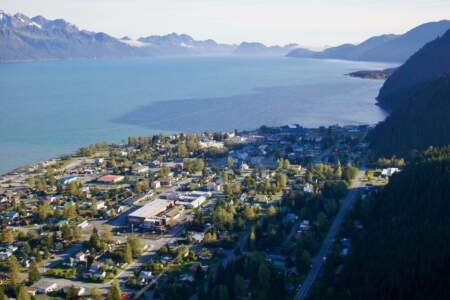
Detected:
[{"left": 0, "top": 56, "right": 396, "bottom": 174}]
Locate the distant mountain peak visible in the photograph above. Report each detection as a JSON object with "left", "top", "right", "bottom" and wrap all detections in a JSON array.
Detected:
[
  {"left": 287, "top": 20, "right": 450, "bottom": 62},
  {"left": 0, "top": 10, "right": 297, "bottom": 61}
]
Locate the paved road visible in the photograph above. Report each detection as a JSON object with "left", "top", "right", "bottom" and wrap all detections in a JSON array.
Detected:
[{"left": 294, "top": 157, "right": 367, "bottom": 300}]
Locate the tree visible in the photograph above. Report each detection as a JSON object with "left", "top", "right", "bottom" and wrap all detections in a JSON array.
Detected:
[
  {"left": 160, "top": 165, "right": 170, "bottom": 178},
  {"left": 249, "top": 228, "right": 256, "bottom": 250},
  {"left": 124, "top": 243, "right": 133, "bottom": 263},
  {"left": 73, "top": 226, "right": 82, "bottom": 241},
  {"left": 0, "top": 290, "right": 8, "bottom": 300},
  {"left": 16, "top": 285, "right": 30, "bottom": 300},
  {"left": 227, "top": 156, "right": 234, "bottom": 169},
  {"left": 268, "top": 206, "right": 277, "bottom": 217},
  {"left": 276, "top": 173, "right": 287, "bottom": 189},
  {"left": 8, "top": 255, "right": 21, "bottom": 285},
  {"left": 28, "top": 262, "right": 41, "bottom": 284},
  {"left": 277, "top": 158, "right": 283, "bottom": 170},
  {"left": 62, "top": 224, "right": 72, "bottom": 238},
  {"left": 258, "top": 263, "right": 270, "bottom": 285},
  {"left": 106, "top": 280, "right": 121, "bottom": 300},
  {"left": 88, "top": 227, "right": 101, "bottom": 251},
  {"left": 232, "top": 181, "right": 242, "bottom": 195},
  {"left": 284, "top": 159, "right": 291, "bottom": 170},
  {"left": 127, "top": 236, "right": 143, "bottom": 257},
  {"left": 102, "top": 225, "right": 113, "bottom": 242},
  {"left": 1, "top": 229, "right": 14, "bottom": 245},
  {"left": 177, "top": 143, "right": 188, "bottom": 158},
  {"left": 335, "top": 161, "right": 342, "bottom": 179},
  {"left": 66, "top": 285, "right": 78, "bottom": 300},
  {"left": 224, "top": 184, "right": 232, "bottom": 196},
  {"left": 243, "top": 206, "right": 256, "bottom": 221},
  {"left": 90, "top": 198, "right": 98, "bottom": 216},
  {"left": 63, "top": 202, "right": 77, "bottom": 219},
  {"left": 234, "top": 274, "right": 246, "bottom": 299},
  {"left": 37, "top": 203, "right": 51, "bottom": 221},
  {"left": 90, "top": 287, "right": 103, "bottom": 300}
]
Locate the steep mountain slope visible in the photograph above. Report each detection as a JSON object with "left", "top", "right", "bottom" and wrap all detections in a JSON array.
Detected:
[
  {"left": 309, "top": 147, "right": 450, "bottom": 300},
  {"left": 369, "top": 75, "right": 450, "bottom": 158},
  {"left": 376, "top": 29, "right": 450, "bottom": 110},
  {"left": 287, "top": 20, "right": 450, "bottom": 62}
]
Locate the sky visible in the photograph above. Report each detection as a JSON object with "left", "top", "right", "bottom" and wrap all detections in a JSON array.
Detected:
[{"left": 2, "top": 0, "right": 449, "bottom": 48}]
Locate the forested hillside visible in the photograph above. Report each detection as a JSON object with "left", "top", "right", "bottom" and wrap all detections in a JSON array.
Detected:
[
  {"left": 376, "top": 29, "right": 450, "bottom": 110},
  {"left": 368, "top": 75, "right": 450, "bottom": 158},
  {"left": 309, "top": 146, "right": 450, "bottom": 300}
]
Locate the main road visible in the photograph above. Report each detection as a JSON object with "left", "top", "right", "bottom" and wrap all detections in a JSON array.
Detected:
[{"left": 294, "top": 156, "right": 367, "bottom": 300}]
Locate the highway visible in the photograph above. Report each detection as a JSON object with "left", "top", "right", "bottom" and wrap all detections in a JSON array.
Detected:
[{"left": 293, "top": 156, "right": 367, "bottom": 300}]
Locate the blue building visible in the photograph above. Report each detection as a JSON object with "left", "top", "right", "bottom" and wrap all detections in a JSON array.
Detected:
[{"left": 58, "top": 176, "right": 77, "bottom": 184}]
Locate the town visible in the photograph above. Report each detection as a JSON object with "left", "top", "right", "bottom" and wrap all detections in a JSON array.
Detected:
[{"left": 0, "top": 124, "right": 401, "bottom": 300}]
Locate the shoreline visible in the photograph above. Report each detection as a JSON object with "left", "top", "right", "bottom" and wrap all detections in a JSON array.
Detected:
[
  {"left": 0, "top": 123, "right": 371, "bottom": 178},
  {"left": 346, "top": 68, "right": 396, "bottom": 80}
]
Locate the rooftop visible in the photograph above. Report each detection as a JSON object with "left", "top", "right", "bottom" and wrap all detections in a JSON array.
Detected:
[{"left": 129, "top": 199, "right": 172, "bottom": 219}]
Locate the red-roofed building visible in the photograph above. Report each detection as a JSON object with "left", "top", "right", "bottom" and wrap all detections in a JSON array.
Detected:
[
  {"left": 121, "top": 294, "right": 131, "bottom": 300},
  {"left": 97, "top": 175, "right": 124, "bottom": 184}
]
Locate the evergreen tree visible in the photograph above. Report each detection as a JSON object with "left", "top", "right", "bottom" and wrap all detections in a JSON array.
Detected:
[
  {"left": 28, "top": 262, "right": 41, "bottom": 284},
  {"left": 90, "top": 287, "right": 103, "bottom": 300},
  {"left": 66, "top": 285, "right": 78, "bottom": 300},
  {"left": 124, "top": 243, "right": 133, "bottom": 263},
  {"left": 8, "top": 255, "right": 21, "bottom": 288},
  {"left": 16, "top": 285, "right": 30, "bottom": 300},
  {"left": 227, "top": 156, "right": 234, "bottom": 169},
  {"left": 106, "top": 280, "right": 121, "bottom": 300}
]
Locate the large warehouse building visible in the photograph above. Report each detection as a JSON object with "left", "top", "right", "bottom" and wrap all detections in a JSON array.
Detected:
[{"left": 127, "top": 199, "right": 174, "bottom": 224}]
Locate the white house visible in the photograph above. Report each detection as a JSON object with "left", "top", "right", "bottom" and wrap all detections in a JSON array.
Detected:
[
  {"left": 381, "top": 168, "right": 400, "bottom": 177},
  {"left": 78, "top": 220, "right": 89, "bottom": 229},
  {"left": 35, "top": 281, "right": 58, "bottom": 294},
  {"left": 75, "top": 252, "right": 86, "bottom": 263},
  {"left": 139, "top": 271, "right": 153, "bottom": 283},
  {"left": 152, "top": 181, "right": 161, "bottom": 189}
]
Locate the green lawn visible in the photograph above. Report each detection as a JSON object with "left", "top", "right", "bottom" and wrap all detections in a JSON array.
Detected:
[{"left": 45, "top": 267, "right": 79, "bottom": 279}]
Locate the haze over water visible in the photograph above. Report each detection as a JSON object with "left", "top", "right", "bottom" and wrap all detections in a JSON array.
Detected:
[{"left": 0, "top": 56, "right": 396, "bottom": 174}]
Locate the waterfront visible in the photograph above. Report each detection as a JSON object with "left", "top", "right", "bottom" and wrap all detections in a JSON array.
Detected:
[{"left": 0, "top": 56, "right": 396, "bottom": 174}]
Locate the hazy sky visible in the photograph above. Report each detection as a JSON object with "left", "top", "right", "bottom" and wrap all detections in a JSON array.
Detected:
[{"left": 2, "top": 0, "right": 449, "bottom": 47}]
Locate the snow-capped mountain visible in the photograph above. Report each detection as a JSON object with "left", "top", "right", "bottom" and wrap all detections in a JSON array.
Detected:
[{"left": 0, "top": 11, "right": 294, "bottom": 62}]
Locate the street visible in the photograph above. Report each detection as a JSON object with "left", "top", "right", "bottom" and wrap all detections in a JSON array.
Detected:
[{"left": 294, "top": 156, "right": 367, "bottom": 300}]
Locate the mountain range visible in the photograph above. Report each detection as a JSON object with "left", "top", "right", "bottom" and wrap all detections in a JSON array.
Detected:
[
  {"left": 0, "top": 11, "right": 297, "bottom": 62},
  {"left": 287, "top": 20, "right": 450, "bottom": 62}
]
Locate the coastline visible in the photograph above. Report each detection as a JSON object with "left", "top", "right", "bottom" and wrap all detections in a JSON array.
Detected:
[{"left": 346, "top": 68, "right": 396, "bottom": 80}]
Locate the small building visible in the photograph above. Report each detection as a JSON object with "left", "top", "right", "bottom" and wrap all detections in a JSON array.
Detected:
[
  {"left": 191, "top": 233, "right": 204, "bottom": 243},
  {"left": 27, "top": 287, "right": 37, "bottom": 296},
  {"left": 34, "top": 281, "right": 58, "bottom": 294},
  {"left": 75, "top": 252, "right": 86, "bottom": 263},
  {"left": 58, "top": 176, "right": 77, "bottom": 184},
  {"left": 139, "top": 271, "right": 153, "bottom": 283},
  {"left": 78, "top": 220, "right": 89, "bottom": 229},
  {"left": 381, "top": 168, "right": 400, "bottom": 177},
  {"left": 95, "top": 200, "right": 106, "bottom": 210},
  {"left": 152, "top": 181, "right": 161, "bottom": 189},
  {"left": 132, "top": 166, "right": 150, "bottom": 174},
  {"left": 97, "top": 175, "right": 125, "bottom": 184},
  {"left": 160, "top": 177, "right": 175, "bottom": 186},
  {"left": 176, "top": 192, "right": 210, "bottom": 209}
]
